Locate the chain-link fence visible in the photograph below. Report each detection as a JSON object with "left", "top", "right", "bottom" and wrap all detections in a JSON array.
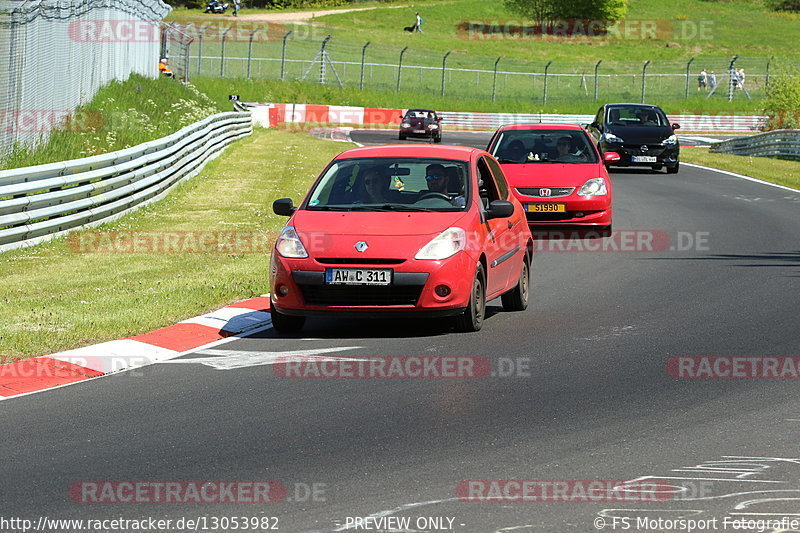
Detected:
[
  {"left": 0, "top": 0, "right": 171, "bottom": 157},
  {"left": 173, "top": 25, "right": 798, "bottom": 106}
]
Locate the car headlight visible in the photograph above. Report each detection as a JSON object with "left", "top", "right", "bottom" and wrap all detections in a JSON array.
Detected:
[
  {"left": 415, "top": 227, "right": 466, "bottom": 260},
  {"left": 428, "top": 124, "right": 439, "bottom": 129},
  {"left": 578, "top": 178, "right": 608, "bottom": 196},
  {"left": 602, "top": 132, "right": 623, "bottom": 143},
  {"left": 275, "top": 225, "right": 308, "bottom": 258},
  {"left": 661, "top": 134, "right": 678, "bottom": 145},
  {"left": 401, "top": 122, "right": 411, "bottom": 128}
]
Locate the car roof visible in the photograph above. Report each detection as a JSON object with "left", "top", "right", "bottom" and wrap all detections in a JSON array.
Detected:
[
  {"left": 334, "top": 144, "right": 480, "bottom": 161},
  {"left": 496, "top": 123, "right": 585, "bottom": 132},
  {"left": 605, "top": 103, "right": 663, "bottom": 109},
  {"left": 406, "top": 108, "right": 436, "bottom": 113}
]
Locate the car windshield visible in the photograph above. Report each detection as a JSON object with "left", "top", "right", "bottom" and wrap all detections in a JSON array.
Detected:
[
  {"left": 490, "top": 129, "right": 599, "bottom": 164},
  {"left": 405, "top": 111, "right": 433, "bottom": 119},
  {"left": 607, "top": 106, "right": 668, "bottom": 127},
  {"left": 304, "top": 157, "right": 469, "bottom": 212}
]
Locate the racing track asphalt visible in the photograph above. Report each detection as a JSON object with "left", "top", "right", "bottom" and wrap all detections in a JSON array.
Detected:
[{"left": 1, "top": 131, "right": 798, "bottom": 532}]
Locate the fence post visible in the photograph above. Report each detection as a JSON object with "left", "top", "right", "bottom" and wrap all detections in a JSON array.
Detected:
[
  {"left": 397, "top": 46, "right": 408, "bottom": 92},
  {"left": 220, "top": 27, "right": 233, "bottom": 77},
  {"left": 542, "top": 61, "right": 552, "bottom": 106},
  {"left": 727, "top": 55, "right": 738, "bottom": 102},
  {"left": 441, "top": 51, "right": 452, "bottom": 97},
  {"left": 641, "top": 60, "right": 650, "bottom": 103},
  {"left": 197, "top": 25, "right": 207, "bottom": 75},
  {"left": 280, "top": 30, "right": 293, "bottom": 81},
  {"left": 247, "top": 29, "right": 260, "bottom": 79},
  {"left": 360, "top": 41, "right": 371, "bottom": 90},
  {"left": 594, "top": 60, "right": 602, "bottom": 101},
  {"left": 492, "top": 56, "right": 501, "bottom": 102},
  {"left": 766, "top": 55, "right": 773, "bottom": 88},
  {"left": 684, "top": 57, "right": 694, "bottom": 99}
]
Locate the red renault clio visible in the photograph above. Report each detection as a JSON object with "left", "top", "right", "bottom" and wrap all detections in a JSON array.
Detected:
[
  {"left": 487, "top": 124, "right": 616, "bottom": 234},
  {"left": 270, "top": 145, "right": 532, "bottom": 333}
]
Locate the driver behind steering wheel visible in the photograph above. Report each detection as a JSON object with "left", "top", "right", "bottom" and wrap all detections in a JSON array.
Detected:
[
  {"left": 555, "top": 136, "right": 588, "bottom": 162},
  {"left": 425, "top": 164, "right": 465, "bottom": 207}
]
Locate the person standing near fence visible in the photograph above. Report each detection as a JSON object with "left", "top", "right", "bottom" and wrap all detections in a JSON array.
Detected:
[
  {"left": 737, "top": 68, "right": 746, "bottom": 91},
  {"left": 709, "top": 70, "right": 716, "bottom": 90},
  {"left": 415, "top": 12, "right": 423, "bottom": 33},
  {"left": 233, "top": 0, "right": 240, "bottom": 16},
  {"left": 697, "top": 68, "right": 707, "bottom": 91}
]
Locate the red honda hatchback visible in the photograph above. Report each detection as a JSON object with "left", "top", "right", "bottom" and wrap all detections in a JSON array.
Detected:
[
  {"left": 487, "top": 124, "right": 617, "bottom": 233},
  {"left": 270, "top": 145, "right": 532, "bottom": 333}
]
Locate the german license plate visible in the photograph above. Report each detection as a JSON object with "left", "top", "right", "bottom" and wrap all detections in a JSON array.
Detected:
[
  {"left": 632, "top": 155, "right": 657, "bottom": 163},
  {"left": 526, "top": 203, "right": 566, "bottom": 213},
  {"left": 414, "top": 129, "right": 426, "bottom": 133},
  {"left": 325, "top": 268, "right": 392, "bottom": 286}
]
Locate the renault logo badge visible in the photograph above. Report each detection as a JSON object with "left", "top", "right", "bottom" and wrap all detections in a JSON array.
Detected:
[{"left": 355, "top": 241, "right": 368, "bottom": 252}]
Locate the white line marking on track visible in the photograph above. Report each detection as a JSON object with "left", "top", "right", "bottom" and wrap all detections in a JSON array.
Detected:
[{"left": 158, "top": 347, "right": 364, "bottom": 370}]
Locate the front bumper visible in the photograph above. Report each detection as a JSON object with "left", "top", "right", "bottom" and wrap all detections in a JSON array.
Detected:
[
  {"left": 515, "top": 195, "right": 612, "bottom": 227},
  {"left": 400, "top": 127, "right": 438, "bottom": 138},
  {"left": 601, "top": 142, "right": 679, "bottom": 166},
  {"left": 270, "top": 251, "right": 475, "bottom": 315}
]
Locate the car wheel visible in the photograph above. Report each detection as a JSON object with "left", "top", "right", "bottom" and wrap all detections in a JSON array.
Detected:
[
  {"left": 501, "top": 256, "right": 530, "bottom": 312},
  {"left": 667, "top": 162, "right": 680, "bottom": 174},
  {"left": 270, "top": 306, "right": 305, "bottom": 333},
  {"left": 399, "top": 133, "right": 406, "bottom": 141},
  {"left": 433, "top": 134, "right": 442, "bottom": 143},
  {"left": 455, "top": 263, "right": 486, "bottom": 332}
]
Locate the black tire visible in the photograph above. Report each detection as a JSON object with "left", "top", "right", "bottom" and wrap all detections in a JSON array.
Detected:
[
  {"left": 399, "top": 133, "right": 406, "bottom": 141},
  {"left": 667, "top": 161, "right": 680, "bottom": 174},
  {"left": 270, "top": 306, "right": 305, "bottom": 333},
  {"left": 501, "top": 256, "right": 530, "bottom": 311},
  {"left": 433, "top": 134, "right": 442, "bottom": 143},
  {"left": 455, "top": 264, "right": 486, "bottom": 332}
]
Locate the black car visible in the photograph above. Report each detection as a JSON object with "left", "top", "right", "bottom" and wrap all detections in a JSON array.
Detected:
[
  {"left": 399, "top": 109, "right": 442, "bottom": 143},
  {"left": 587, "top": 103, "right": 680, "bottom": 173}
]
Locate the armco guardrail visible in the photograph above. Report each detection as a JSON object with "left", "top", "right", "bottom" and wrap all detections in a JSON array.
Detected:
[
  {"left": 0, "top": 112, "right": 252, "bottom": 252},
  {"left": 709, "top": 129, "right": 800, "bottom": 160},
  {"left": 242, "top": 103, "right": 765, "bottom": 133}
]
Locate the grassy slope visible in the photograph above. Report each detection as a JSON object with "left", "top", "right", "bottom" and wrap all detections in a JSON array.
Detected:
[
  {"left": 0, "top": 76, "right": 221, "bottom": 171},
  {"left": 0, "top": 128, "right": 347, "bottom": 360}
]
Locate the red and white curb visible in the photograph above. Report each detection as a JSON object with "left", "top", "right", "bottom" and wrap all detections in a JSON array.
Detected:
[{"left": 0, "top": 296, "right": 272, "bottom": 400}]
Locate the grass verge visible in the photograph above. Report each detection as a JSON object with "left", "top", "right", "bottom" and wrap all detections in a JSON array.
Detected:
[
  {"left": 0, "top": 128, "right": 348, "bottom": 360},
  {"left": 0, "top": 75, "right": 221, "bottom": 171},
  {"left": 681, "top": 147, "right": 800, "bottom": 190}
]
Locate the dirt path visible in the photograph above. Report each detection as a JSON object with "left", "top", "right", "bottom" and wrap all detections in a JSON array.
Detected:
[{"left": 230, "top": 4, "right": 407, "bottom": 24}]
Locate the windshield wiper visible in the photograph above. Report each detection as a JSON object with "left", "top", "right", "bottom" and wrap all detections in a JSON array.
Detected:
[{"left": 345, "top": 204, "right": 440, "bottom": 212}]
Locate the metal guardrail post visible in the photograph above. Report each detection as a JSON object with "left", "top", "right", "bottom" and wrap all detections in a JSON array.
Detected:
[
  {"left": 641, "top": 60, "right": 651, "bottom": 103},
  {"left": 197, "top": 25, "right": 208, "bottom": 75},
  {"left": 542, "top": 61, "right": 552, "bottom": 106},
  {"left": 280, "top": 30, "right": 293, "bottom": 81},
  {"left": 766, "top": 55, "right": 773, "bottom": 88},
  {"left": 247, "top": 29, "right": 260, "bottom": 79},
  {"left": 397, "top": 46, "right": 408, "bottom": 92},
  {"left": 594, "top": 60, "right": 602, "bottom": 102},
  {"left": 441, "top": 51, "right": 452, "bottom": 97},
  {"left": 492, "top": 57, "right": 501, "bottom": 103},
  {"left": 220, "top": 27, "right": 233, "bottom": 77},
  {"left": 685, "top": 57, "right": 694, "bottom": 99},
  {"left": 360, "top": 41, "right": 371, "bottom": 90}
]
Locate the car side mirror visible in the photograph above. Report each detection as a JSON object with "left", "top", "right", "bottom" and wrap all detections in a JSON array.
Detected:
[
  {"left": 485, "top": 200, "right": 514, "bottom": 220},
  {"left": 672, "top": 123, "right": 681, "bottom": 130},
  {"left": 590, "top": 121, "right": 600, "bottom": 129},
  {"left": 273, "top": 198, "right": 296, "bottom": 216},
  {"left": 603, "top": 152, "right": 621, "bottom": 163}
]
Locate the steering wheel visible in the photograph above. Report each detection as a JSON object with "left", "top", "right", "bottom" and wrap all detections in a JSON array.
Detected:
[{"left": 416, "top": 192, "right": 452, "bottom": 202}]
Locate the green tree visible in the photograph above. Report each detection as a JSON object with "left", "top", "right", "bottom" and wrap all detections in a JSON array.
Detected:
[
  {"left": 762, "top": 69, "right": 800, "bottom": 130},
  {"left": 505, "top": 0, "right": 628, "bottom": 21}
]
